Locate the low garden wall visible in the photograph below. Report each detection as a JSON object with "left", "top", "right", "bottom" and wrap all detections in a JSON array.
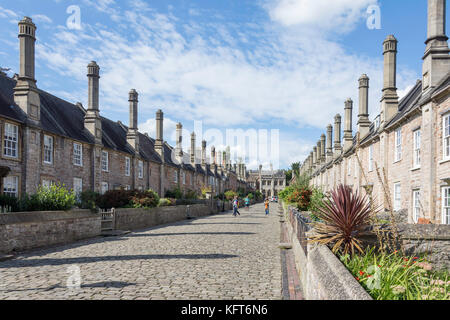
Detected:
[
  {"left": 0, "top": 210, "right": 101, "bottom": 254},
  {"left": 282, "top": 204, "right": 372, "bottom": 300},
  {"left": 114, "top": 203, "right": 216, "bottom": 230}
]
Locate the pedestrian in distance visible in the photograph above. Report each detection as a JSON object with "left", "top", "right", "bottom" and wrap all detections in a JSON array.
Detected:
[
  {"left": 232, "top": 196, "right": 240, "bottom": 216},
  {"left": 264, "top": 198, "right": 270, "bottom": 215},
  {"left": 244, "top": 196, "right": 250, "bottom": 211}
]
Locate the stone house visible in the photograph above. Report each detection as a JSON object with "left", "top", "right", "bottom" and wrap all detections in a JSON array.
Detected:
[
  {"left": 0, "top": 17, "right": 249, "bottom": 200},
  {"left": 247, "top": 165, "right": 286, "bottom": 198},
  {"left": 300, "top": 0, "right": 450, "bottom": 225}
]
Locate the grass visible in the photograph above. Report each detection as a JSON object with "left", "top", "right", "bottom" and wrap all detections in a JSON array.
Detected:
[{"left": 340, "top": 247, "right": 449, "bottom": 300}]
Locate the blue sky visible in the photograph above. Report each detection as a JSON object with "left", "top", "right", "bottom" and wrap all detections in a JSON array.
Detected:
[{"left": 0, "top": 0, "right": 447, "bottom": 170}]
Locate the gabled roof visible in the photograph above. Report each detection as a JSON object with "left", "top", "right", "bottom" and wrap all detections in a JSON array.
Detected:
[
  {"left": 0, "top": 73, "right": 166, "bottom": 163},
  {"left": 385, "top": 80, "right": 423, "bottom": 129}
]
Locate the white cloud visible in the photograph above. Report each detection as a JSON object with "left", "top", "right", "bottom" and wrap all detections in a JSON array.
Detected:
[
  {"left": 268, "top": 0, "right": 378, "bottom": 33},
  {"left": 31, "top": 14, "right": 52, "bottom": 24},
  {"left": 0, "top": 6, "right": 18, "bottom": 19}
]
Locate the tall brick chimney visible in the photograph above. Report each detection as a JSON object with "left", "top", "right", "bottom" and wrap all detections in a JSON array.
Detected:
[
  {"left": 176, "top": 122, "right": 183, "bottom": 162},
  {"left": 190, "top": 132, "right": 196, "bottom": 165},
  {"left": 211, "top": 146, "right": 216, "bottom": 172},
  {"left": 201, "top": 140, "right": 207, "bottom": 170},
  {"left": 14, "top": 17, "right": 41, "bottom": 122},
  {"left": 344, "top": 98, "right": 353, "bottom": 151},
  {"left": 423, "top": 0, "right": 450, "bottom": 92},
  {"left": 313, "top": 146, "right": 317, "bottom": 169},
  {"left": 357, "top": 74, "right": 371, "bottom": 138},
  {"left": 127, "top": 89, "right": 139, "bottom": 151},
  {"left": 84, "top": 61, "right": 102, "bottom": 145},
  {"left": 326, "top": 124, "right": 333, "bottom": 162},
  {"left": 155, "top": 109, "right": 164, "bottom": 158},
  {"left": 380, "top": 35, "right": 399, "bottom": 127},
  {"left": 320, "top": 134, "right": 326, "bottom": 164},
  {"left": 334, "top": 114, "right": 342, "bottom": 158}
]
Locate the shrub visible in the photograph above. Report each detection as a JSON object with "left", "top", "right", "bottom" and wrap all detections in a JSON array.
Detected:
[
  {"left": 131, "top": 189, "right": 160, "bottom": 208},
  {"left": 184, "top": 189, "right": 198, "bottom": 200},
  {"left": 97, "top": 190, "right": 134, "bottom": 209},
  {"left": 165, "top": 187, "right": 183, "bottom": 199},
  {"left": 31, "top": 184, "right": 76, "bottom": 211},
  {"left": 309, "top": 184, "right": 373, "bottom": 256},
  {"left": 224, "top": 190, "right": 238, "bottom": 200},
  {"left": 77, "top": 190, "right": 100, "bottom": 210},
  {"left": 340, "top": 248, "right": 449, "bottom": 300},
  {"left": 308, "top": 187, "right": 325, "bottom": 221},
  {"left": 0, "top": 194, "right": 19, "bottom": 212}
]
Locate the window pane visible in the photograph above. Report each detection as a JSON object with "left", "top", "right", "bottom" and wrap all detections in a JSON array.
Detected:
[
  {"left": 3, "top": 176, "right": 18, "bottom": 197},
  {"left": 4, "top": 123, "right": 18, "bottom": 158}
]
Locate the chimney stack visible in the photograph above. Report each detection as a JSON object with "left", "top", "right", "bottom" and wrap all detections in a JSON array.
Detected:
[
  {"left": 211, "top": 146, "right": 216, "bottom": 171},
  {"left": 423, "top": 0, "right": 450, "bottom": 91},
  {"left": 176, "top": 122, "right": 183, "bottom": 161},
  {"left": 84, "top": 61, "right": 102, "bottom": 145},
  {"left": 154, "top": 109, "right": 164, "bottom": 158},
  {"left": 326, "top": 124, "right": 333, "bottom": 162},
  {"left": 334, "top": 114, "right": 342, "bottom": 158},
  {"left": 127, "top": 89, "right": 139, "bottom": 151},
  {"left": 343, "top": 98, "right": 353, "bottom": 151},
  {"left": 320, "top": 134, "right": 326, "bottom": 164},
  {"left": 201, "top": 140, "right": 207, "bottom": 169},
  {"left": 14, "top": 17, "right": 41, "bottom": 122},
  {"left": 313, "top": 146, "right": 317, "bottom": 169},
  {"left": 380, "top": 35, "right": 399, "bottom": 127},
  {"left": 358, "top": 74, "right": 371, "bottom": 138},
  {"left": 190, "top": 132, "right": 196, "bottom": 165}
]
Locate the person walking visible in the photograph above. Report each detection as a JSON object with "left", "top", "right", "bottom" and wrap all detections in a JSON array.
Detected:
[
  {"left": 244, "top": 196, "right": 250, "bottom": 211},
  {"left": 264, "top": 198, "right": 270, "bottom": 215},
  {"left": 233, "top": 196, "right": 240, "bottom": 216}
]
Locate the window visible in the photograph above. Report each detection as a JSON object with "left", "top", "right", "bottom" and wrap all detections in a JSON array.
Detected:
[
  {"left": 43, "top": 135, "right": 53, "bottom": 164},
  {"left": 347, "top": 158, "right": 351, "bottom": 176},
  {"left": 444, "top": 114, "right": 450, "bottom": 160},
  {"left": 412, "top": 190, "right": 421, "bottom": 223},
  {"left": 125, "top": 157, "right": 131, "bottom": 176},
  {"left": 368, "top": 145, "right": 374, "bottom": 172},
  {"left": 443, "top": 187, "right": 450, "bottom": 225},
  {"left": 413, "top": 130, "right": 421, "bottom": 168},
  {"left": 190, "top": 173, "right": 194, "bottom": 185},
  {"left": 101, "top": 151, "right": 109, "bottom": 172},
  {"left": 73, "top": 143, "right": 83, "bottom": 166},
  {"left": 73, "top": 178, "right": 83, "bottom": 195},
  {"left": 101, "top": 182, "right": 108, "bottom": 195},
  {"left": 182, "top": 171, "right": 186, "bottom": 185},
  {"left": 3, "top": 123, "right": 18, "bottom": 158},
  {"left": 395, "top": 128, "right": 402, "bottom": 162},
  {"left": 3, "top": 176, "right": 18, "bottom": 198},
  {"left": 138, "top": 160, "right": 143, "bottom": 179},
  {"left": 174, "top": 171, "right": 178, "bottom": 183},
  {"left": 125, "top": 185, "right": 131, "bottom": 191},
  {"left": 393, "top": 183, "right": 401, "bottom": 211}
]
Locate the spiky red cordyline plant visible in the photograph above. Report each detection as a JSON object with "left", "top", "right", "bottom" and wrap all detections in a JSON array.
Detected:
[{"left": 309, "top": 184, "right": 373, "bottom": 256}]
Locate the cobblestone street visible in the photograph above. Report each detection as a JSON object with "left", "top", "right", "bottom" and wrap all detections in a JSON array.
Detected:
[{"left": 0, "top": 203, "right": 282, "bottom": 300}]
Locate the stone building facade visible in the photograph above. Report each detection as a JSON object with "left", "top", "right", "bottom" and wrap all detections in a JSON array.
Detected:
[
  {"left": 247, "top": 165, "right": 286, "bottom": 197},
  {"left": 0, "top": 17, "right": 250, "bottom": 200},
  {"left": 300, "top": 0, "right": 450, "bottom": 225}
]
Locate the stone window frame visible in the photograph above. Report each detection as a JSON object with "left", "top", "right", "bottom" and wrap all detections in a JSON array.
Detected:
[
  {"left": 101, "top": 151, "right": 109, "bottom": 172},
  {"left": 2, "top": 121, "right": 20, "bottom": 160},
  {"left": 393, "top": 182, "right": 401, "bottom": 211},
  {"left": 394, "top": 127, "right": 402, "bottom": 163},
  {"left": 442, "top": 187, "right": 450, "bottom": 225},
  {"left": 413, "top": 129, "right": 421, "bottom": 169},
  {"left": 443, "top": 113, "right": 450, "bottom": 161},
  {"left": 125, "top": 157, "right": 131, "bottom": 176},
  {"left": 41, "top": 178, "right": 53, "bottom": 188},
  {"left": 43, "top": 134, "right": 54, "bottom": 165},
  {"left": 73, "top": 142, "right": 83, "bottom": 167},
  {"left": 2, "top": 174, "right": 19, "bottom": 198},
  {"left": 138, "top": 160, "right": 144, "bottom": 179},
  {"left": 174, "top": 170, "right": 178, "bottom": 183},
  {"left": 412, "top": 189, "right": 421, "bottom": 224}
]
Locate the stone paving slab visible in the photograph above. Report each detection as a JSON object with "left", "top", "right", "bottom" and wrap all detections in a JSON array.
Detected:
[{"left": 0, "top": 203, "right": 282, "bottom": 300}]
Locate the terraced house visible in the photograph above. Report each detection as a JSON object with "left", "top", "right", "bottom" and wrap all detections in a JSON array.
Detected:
[
  {"left": 0, "top": 17, "right": 249, "bottom": 199},
  {"left": 300, "top": 0, "right": 450, "bottom": 225}
]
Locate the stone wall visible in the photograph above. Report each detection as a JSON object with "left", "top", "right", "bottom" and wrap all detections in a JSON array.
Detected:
[
  {"left": 283, "top": 204, "right": 372, "bottom": 300},
  {"left": 0, "top": 209, "right": 101, "bottom": 254},
  {"left": 114, "top": 204, "right": 215, "bottom": 231}
]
